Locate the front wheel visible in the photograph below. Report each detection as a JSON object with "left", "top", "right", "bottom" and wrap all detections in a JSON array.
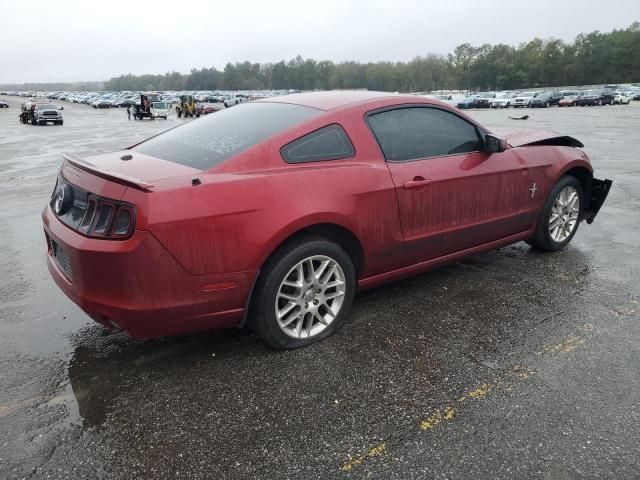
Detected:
[
  {"left": 526, "top": 176, "right": 583, "bottom": 252},
  {"left": 251, "top": 237, "right": 356, "bottom": 349}
]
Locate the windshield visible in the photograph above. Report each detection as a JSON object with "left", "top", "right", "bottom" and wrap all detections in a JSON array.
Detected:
[
  {"left": 497, "top": 93, "right": 510, "bottom": 99},
  {"left": 586, "top": 90, "right": 601, "bottom": 96},
  {"left": 152, "top": 102, "right": 167, "bottom": 109},
  {"left": 537, "top": 93, "right": 551, "bottom": 98},
  {"left": 38, "top": 104, "right": 58, "bottom": 110},
  {"left": 520, "top": 92, "right": 535, "bottom": 97},
  {"left": 133, "top": 102, "right": 322, "bottom": 170}
]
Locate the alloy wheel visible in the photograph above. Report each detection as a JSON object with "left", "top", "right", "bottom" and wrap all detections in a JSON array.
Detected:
[
  {"left": 275, "top": 255, "right": 346, "bottom": 339},
  {"left": 549, "top": 186, "right": 580, "bottom": 242}
]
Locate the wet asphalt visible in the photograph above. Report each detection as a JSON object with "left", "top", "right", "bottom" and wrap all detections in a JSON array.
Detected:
[{"left": 0, "top": 97, "right": 639, "bottom": 479}]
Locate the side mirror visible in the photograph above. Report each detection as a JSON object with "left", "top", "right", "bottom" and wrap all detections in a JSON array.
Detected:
[{"left": 485, "top": 134, "right": 504, "bottom": 153}]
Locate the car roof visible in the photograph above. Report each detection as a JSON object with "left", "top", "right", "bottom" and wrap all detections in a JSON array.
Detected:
[{"left": 256, "top": 90, "right": 406, "bottom": 111}]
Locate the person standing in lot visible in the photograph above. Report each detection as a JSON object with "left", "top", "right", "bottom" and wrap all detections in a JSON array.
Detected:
[{"left": 127, "top": 105, "right": 131, "bottom": 120}]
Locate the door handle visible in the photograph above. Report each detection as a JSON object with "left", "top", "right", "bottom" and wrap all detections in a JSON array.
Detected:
[{"left": 403, "top": 177, "right": 432, "bottom": 189}]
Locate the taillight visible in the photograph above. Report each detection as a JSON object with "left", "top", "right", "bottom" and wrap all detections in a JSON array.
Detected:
[
  {"left": 50, "top": 177, "right": 136, "bottom": 240},
  {"left": 78, "top": 195, "right": 136, "bottom": 239}
]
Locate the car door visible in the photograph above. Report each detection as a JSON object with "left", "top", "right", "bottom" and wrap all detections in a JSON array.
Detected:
[{"left": 366, "top": 106, "right": 531, "bottom": 265}]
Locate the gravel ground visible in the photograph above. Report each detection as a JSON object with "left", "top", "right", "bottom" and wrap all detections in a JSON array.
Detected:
[{"left": 0, "top": 97, "right": 639, "bottom": 479}]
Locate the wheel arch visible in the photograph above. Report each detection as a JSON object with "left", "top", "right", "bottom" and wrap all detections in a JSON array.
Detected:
[
  {"left": 240, "top": 221, "right": 365, "bottom": 328},
  {"left": 561, "top": 164, "right": 594, "bottom": 205}
]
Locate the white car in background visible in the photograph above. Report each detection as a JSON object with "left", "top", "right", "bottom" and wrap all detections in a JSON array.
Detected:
[
  {"left": 491, "top": 92, "right": 515, "bottom": 108},
  {"left": 223, "top": 94, "right": 249, "bottom": 107},
  {"left": 613, "top": 91, "right": 632, "bottom": 104},
  {"left": 513, "top": 91, "right": 537, "bottom": 108}
]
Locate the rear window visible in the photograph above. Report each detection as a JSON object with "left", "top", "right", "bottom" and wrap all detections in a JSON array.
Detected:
[{"left": 133, "top": 102, "right": 322, "bottom": 170}]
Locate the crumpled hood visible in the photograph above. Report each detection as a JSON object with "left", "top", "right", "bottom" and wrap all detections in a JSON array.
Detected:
[{"left": 491, "top": 128, "right": 584, "bottom": 148}]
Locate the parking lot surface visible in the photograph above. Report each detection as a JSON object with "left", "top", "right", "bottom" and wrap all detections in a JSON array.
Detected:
[{"left": 1, "top": 98, "right": 639, "bottom": 479}]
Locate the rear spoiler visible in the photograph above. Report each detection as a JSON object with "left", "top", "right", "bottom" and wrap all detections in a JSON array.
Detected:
[{"left": 62, "top": 153, "right": 154, "bottom": 192}]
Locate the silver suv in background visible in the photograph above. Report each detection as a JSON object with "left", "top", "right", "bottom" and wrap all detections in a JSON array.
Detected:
[{"left": 33, "top": 103, "right": 63, "bottom": 125}]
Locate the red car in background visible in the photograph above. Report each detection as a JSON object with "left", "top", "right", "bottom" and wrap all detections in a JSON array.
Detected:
[
  {"left": 202, "top": 104, "right": 219, "bottom": 114},
  {"left": 43, "top": 91, "right": 612, "bottom": 349},
  {"left": 559, "top": 91, "right": 582, "bottom": 107}
]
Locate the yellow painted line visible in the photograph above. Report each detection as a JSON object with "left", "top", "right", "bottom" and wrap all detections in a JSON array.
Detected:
[
  {"left": 544, "top": 336, "right": 585, "bottom": 353},
  {"left": 338, "top": 327, "right": 593, "bottom": 473},
  {"left": 340, "top": 442, "right": 387, "bottom": 473},
  {"left": 419, "top": 406, "right": 456, "bottom": 431},
  {"left": 458, "top": 383, "right": 494, "bottom": 402}
]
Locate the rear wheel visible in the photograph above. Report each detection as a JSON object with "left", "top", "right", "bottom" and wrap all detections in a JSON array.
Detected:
[
  {"left": 526, "top": 176, "right": 583, "bottom": 252},
  {"left": 251, "top": 237, "right": 356, "bottom": 349}
]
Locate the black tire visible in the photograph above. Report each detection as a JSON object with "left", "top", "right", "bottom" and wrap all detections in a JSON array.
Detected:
[
  {"left": 526, "top": 176, "right": 583, "bottom": 252},
  {"left": 251, "top": 236, "right": 356, "bottom": 349}
]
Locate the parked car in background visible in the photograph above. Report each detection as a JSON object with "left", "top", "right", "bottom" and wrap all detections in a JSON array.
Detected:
[
  {"left": 202, "top": 104, "right": 220, "bottom": 114},
  {"left": 116, "top": 97, "right": 138, "bottom": 108},
  {"left": 577, "top": 89, "right": 612, "bottom": 106},
  {"left": 559, "top": 92, "right": 581, "bottom": 107},
  {"left": 0, "top": 100, "right": 8, "bottom": 108},
  {"left": 224, "top": 94, "right": 249, "bottom": 107},
  {"left": 456, "top": 95, "right": 479, "bottom": 109},
  {"left": 42, "top": 91, "right": 612, "bottom": 349},
  {"left": 92, "top": 99, "right": 113, "bottom": 109},
  {"left": 613, "top": 91, "right": 632, "bottom": 104},
  {"left": 474, "top": 92, "right": 495, "bottom": 108},
  {"left": 491, "top": 93, "right": 514, "bottom": 108},
  {"left": 513, "top": 92, "right": 537, "bottom": 108},
  {"left": 529, "top": 91, "right": 563, "bottom": 108}
]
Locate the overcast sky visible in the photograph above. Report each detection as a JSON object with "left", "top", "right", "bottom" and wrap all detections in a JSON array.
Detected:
[{"left": 2, "top": 0, "right": 639, "bottom": 84}]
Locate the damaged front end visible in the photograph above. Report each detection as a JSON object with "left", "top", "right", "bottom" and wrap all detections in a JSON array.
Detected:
[{"left": 585, "top": 178, "right": 613, "bottom": 224}]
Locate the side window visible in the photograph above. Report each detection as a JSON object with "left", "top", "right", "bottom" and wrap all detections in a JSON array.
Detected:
[
  {"left": 367, "top": 107, "right": 483, "bottom": 162},
  {"left": 281, "top": 124, "right": 355, "bottom": 164}
]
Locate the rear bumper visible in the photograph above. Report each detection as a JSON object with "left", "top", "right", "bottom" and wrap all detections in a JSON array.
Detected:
[
  {"left": 585, "top": 178, "right": 613, "bottom": 224},
  {"left": 42, "top": 205, "right": 254, "bottom": 339}
]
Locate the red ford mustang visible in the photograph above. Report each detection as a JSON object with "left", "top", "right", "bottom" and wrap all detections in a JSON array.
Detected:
[{"left": 43, "top": 91, "right": 612, "bottom": 349}]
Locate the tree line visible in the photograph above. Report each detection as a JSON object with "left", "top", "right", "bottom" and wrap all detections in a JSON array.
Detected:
[
  {"left": 103, "top": 23, "right": 640, "bottom": 92},
  {"left": 4, "top": 23, "right": 639, "bottom": 92}
]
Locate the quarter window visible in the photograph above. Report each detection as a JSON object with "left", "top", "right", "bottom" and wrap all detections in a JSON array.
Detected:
[
  {"left": 367, "top": 107, "right": 483, "bottom": 162},
  {"left": 281, "top": 124, "right": 355, "bottom": 164}
]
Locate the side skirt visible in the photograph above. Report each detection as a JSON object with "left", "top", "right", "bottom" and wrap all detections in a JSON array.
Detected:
[{"left": 357, "top": 228, "right": 535, "bottom": 291}]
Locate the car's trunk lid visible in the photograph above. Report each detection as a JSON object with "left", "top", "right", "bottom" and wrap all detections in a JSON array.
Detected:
[{"left": 62, "top": 151, "right": 202, "bottom": 192}]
